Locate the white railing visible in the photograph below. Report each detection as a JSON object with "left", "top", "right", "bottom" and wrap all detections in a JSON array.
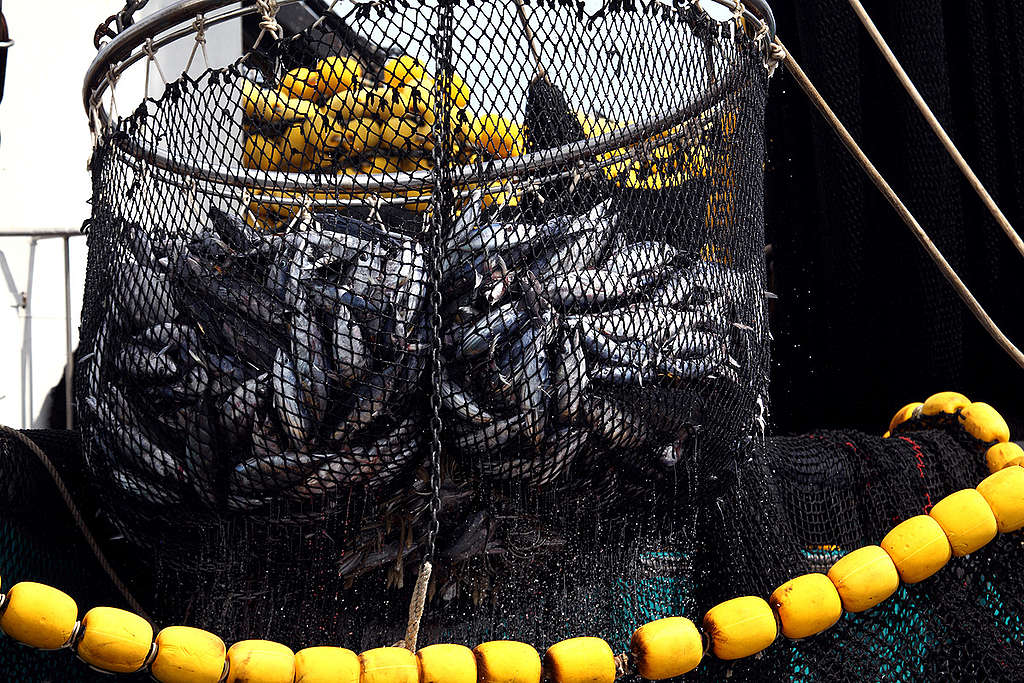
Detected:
[{"left": 1, "top": 229, "right": 84, "bottom": 430}]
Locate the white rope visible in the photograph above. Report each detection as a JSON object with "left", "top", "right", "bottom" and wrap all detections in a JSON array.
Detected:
[
  {"left": 400, "top": 560, "right": 432, "bottom": 652},
  {"left": 106, "top": 65, "right": 121, "bottom": 123},
  {"left": 185, "top": 14, "right": 210, "bottom": 73},
  {"left": 311, "top": 0, "right": 342, "bottom": 29},
  {"left": 143, "top": 38, "right": 168, "bottom": 93},
  {"left": 765, "top": 35, "right": 786, "bottom": 78},
  {"left": 253, "top": 0, "right": 282, "bottom": 49},
  {"left": 846, "top": 0, "right": 1024, "bottom": 262},
  {"left": 778, "top": 38, "right": 1024, "bottom": 371}
]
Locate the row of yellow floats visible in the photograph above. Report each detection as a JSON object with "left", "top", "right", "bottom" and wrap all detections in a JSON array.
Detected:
[{"left": 0, "top": 392, "right": 1021, "bottom": 681}]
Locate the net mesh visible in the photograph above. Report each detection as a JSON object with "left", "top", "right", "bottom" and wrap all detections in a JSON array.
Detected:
[
  {"left": 61, "top": 0, "right": 1021, "bottom": 677},
  {"left": 78, "top": 0, "right": 773, "bottom": 644}
]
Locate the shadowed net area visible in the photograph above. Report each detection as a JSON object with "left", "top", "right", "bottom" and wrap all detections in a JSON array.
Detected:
[{"left": 17, "top": 0, "right": 1011, "bottom": 679}]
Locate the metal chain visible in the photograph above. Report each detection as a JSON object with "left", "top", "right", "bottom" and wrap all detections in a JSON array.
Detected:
[
  {"left": 424, "top": 0, "right": 455, "bottom": 567},
  {"left": 94, "top": 0, "right": 151, "bottom": 50}
]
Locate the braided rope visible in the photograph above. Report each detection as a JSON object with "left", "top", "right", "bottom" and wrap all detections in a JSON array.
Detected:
[{"left": 0, "top": 426, "right": 148, "bottom": 619}]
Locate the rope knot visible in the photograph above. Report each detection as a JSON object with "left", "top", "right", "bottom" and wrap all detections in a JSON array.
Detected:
[
  {"left": 254, "top": 0, "right": 282, "bottom": 46},
  {"left": 193, "top": 14, "right": 208, "bottom": 45}
]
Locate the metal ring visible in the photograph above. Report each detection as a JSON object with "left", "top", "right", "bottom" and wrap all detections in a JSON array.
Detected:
[
  {"left": 0, "top": 40, "right": 14, "bottom": 49},
  {"left": 82, "top": 0, "right": 770, "bottom": 198},
  {"left": 83, "top": 0, "right": 774, "bottom": 115}
]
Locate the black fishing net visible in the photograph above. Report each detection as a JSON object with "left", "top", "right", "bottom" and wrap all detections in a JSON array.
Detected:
[
  {"left": 78, "top": 0, "right": 772, "bottom": 644},
  {"left": 44, "top": 0, "right": 1019, "bottom": 679}
]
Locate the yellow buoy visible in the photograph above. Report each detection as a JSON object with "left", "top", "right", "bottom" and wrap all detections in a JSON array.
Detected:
[
  {"left": 826, "top": 545, "right": 900, "bottom": 613},
  {"left": 377, "top": 87, "right": 414, "bottom": 119},
  {"left": 243, "top": 135, "right": 288, "bottom": 172},
  {"left": 447, "top": 72, "right": 471, "bottom": 109},
  {"left": 417, "top": 644, "right": 477, "bottom": 683},
  {"left": 360, "top": 647, "right": 419, "bottom": 683},
  {"left": 326, "top": 88, "right": 372, "bottom": 120},
  {"left": 241, "top": 79, "right": 314, "bottom": 122},
  {"left": 318, "top": 56, "right": 362, "bottom": 98},
  {"left": 226, "top": 640, "right": 296, "bottom": 683},
  {"left": 703, "top": 596, "right": 778, "bottom": 660},
  {"left": 880, "top": 515, "right": 952, "bottom": 584},
  {"left": 0, "top": 581, "right": 77, "bottom": 650},
  {"left": 295, "top": 646, "right": 359, "bottom": 683},
  {"left": 928, "top": 489, "right": 998, "bottom": 557},
  {"left": 469, "top": 115, "right": 524, "bottom": 158},
  {"left": 986, "top": 442, "right": 1024, "bottom": 474},
  {"left": 977, "top": 465, "right": 1024, "bottom": 533},
  {"left": 888, "top": 402, "right": 923, "bottom": 433},
  {"left": 341, "top": 117, "right": 383, "bottom": 155},
  {"left": 769, "top": 573, "right": 843, "bottom": 640},
  {"left": 920, "top": 391, "right": 970, "bottom": 416},
  {"left": 383, "top": 55, "right": 431, "bottom": 89},
  {"left": 359, "top": 156, "right": 402, "bottom": 175},
  {"left": 281, "top": 67, "right": 320, "bottom": 101},
  {"left": 474, "top": 641, "right": 541, "bottom": 683},
  {"left": 958, "top": 402, "right": 1010, "bottom": 444},
  {"left": 76, "top": 606, "right": 154, "bottom": 674},
  {"left": 150, "top": 626, "right": 226, "bottom": 683},
  {"left": 629, "top": 617, "right": 702, "bottom": 680},
  {"left": 544, "top": 637, "right": 615, "bottom": 683}
]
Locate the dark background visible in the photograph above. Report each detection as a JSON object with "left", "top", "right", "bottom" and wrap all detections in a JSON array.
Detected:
[{"left": 764, "top": 0, "right": 1024, "bottom": 434}]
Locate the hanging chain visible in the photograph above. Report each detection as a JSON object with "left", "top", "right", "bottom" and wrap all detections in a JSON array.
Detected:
[
  {"left": 424, "top": 0, "right": 456, "bottom": 571},
  {"left": 94, "top": 0, "right": 151, "bottom": 50},
  {"left": 398, "top": 0, "right": 457, "bottom": 653}
]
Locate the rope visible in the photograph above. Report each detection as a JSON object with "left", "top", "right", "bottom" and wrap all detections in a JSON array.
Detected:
[
  {"left": 400, "top": 560, "right": 432, "bottom": 651},
  {"left": 184, "top": 14, "right": 210, "bottom": 73},
  {"left": 777, "top": 38, "right": 1024, "bottom": 371},
  {"left": 613, "top": 652, "right": 633, "bottom": 678},
  {"left": 845, "top": 0, "right": 1024, "bottom": 262},
  {"left": 254, "top": 0, "right": 282, "bottom": 49},
  {"left": 0, "top": 425, "right": 149, "bottom": 620},
  {"left": 514, "top": 0, "right": 547, "bottom": 81}
]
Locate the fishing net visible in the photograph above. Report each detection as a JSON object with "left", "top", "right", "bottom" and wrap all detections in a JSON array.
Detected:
[
  {"left": 78, "top": 0, "right": 774, "bottom": 644},
  {"left": 52, "top": 0, "right": 1011, "bottom": 678},
  {"left": 4, "top": 423, "right": 1023, "bottom": 680}
]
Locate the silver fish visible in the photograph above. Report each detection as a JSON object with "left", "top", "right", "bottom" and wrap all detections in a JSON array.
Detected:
[
  {"left": 541, "top": 270, "right": 633, "bottom": 310},
  {"left": 506, "top": 324, "right": 550, "bottom": 446},
  {"left": 114, "top": 254, "right": 179, "bottom": 328},
  {"left": 439, "top": 367, "right": 494, "bottom": 424},
  {"left": 114, "top": 344, "right": 180, "bottom": 381},
  {"left": 331, "top": 303, "right": 368, "bottom": 382},
  {"left": 582, "top": 396, "right": 649, "bottom": 450},
  {"left": 603, "top": 240, "right": 678, "bottom": 275},
  {"left": 452, "top": 414, "right": 526, "bottom": 456},
  {"left": 458, "top": 302, "right": 524, "bottom": 358},
  {"left": 218, "top": 376, "right": 263, "bottom": 446},
  {"left": 272, "top": 348, "right": 313, "bottom": 447},
  {"left": 109, "top": 467, "right": 183, "bottom": 506},
  {"left": 480, "top": 427, "right": 589, "bottom": 486},
  {"left": 291, "top": 298, "right": 329, "bottom": 423},
  {"left": 85, "top": 392, "right": 182, "bottom": 481},
  {"left": 297, "top": 418, "right": 420, "bottom": 497},
  {"left": 553, "top": 327, "right": 588, "bottom": 422}
]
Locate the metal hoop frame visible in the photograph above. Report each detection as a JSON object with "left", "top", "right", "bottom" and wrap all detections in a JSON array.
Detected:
[{"left": 82, "top": 0, "right": 775, "bottom": 200}]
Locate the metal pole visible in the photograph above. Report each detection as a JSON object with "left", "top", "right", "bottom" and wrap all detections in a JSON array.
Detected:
[
  {"left": 20, "top": 239, "right": 37, "bottom": 429},
  {"left": 63, "top": 236, "right": 74, "bottom": 430}
]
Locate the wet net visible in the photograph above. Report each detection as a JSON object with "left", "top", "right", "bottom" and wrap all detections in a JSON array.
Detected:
[{"left": 78, "top": 0, "right": 774, "bottom": 646}]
